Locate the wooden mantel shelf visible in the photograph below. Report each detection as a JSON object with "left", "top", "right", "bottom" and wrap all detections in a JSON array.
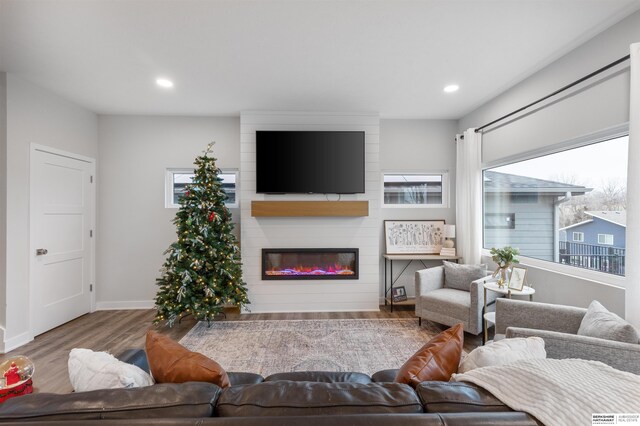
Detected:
[{"left": 251, "top": 201, "right": 369, "bottom": 217}]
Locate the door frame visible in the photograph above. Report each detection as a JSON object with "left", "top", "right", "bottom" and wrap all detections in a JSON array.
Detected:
[{"left": 29, "top": 144, "right": 96, "bottom": 337}]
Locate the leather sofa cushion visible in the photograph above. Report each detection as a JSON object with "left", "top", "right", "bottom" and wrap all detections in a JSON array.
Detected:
[
  {"left": 13, "top": 412, "right": 540, "bottom": 425},
  {"left": 216, "top": 381, "right": 422, "bottom": 416},
  {"left": 146, "top": 331, "right": 230, "bottom": 388},
  {"left": 117, "top": 348, "right": 150, "bottom": 374},
  {"left": 417, "top": 381, "right": 512, "bottom": 413},
  {"left": 227, "top": 372, "right": 265, "bottom": 386},
  {"left": 264, "top": 371, "right": 371, "bottom": 384},
  {"left": 395, "top": 323, "right": 464, "bottom": 387},
  {"left": 0, "top": 382, "right": 220, "bottom": 421},
  {"left": 371, "top": 369, "right": 399, "bottom": 382}
]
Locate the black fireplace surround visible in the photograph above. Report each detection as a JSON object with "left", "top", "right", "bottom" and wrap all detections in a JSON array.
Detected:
[{"left": 262, "top": 248, "right": 359, "bottom": 280}]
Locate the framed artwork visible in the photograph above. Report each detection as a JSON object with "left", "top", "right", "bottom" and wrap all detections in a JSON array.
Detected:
[
  {"left": 508, "top": 266, "right": 527, "bottom": 291},
  {"left": 392, "top": 286, "right": 408, "bottom": 303},
  {"left": 384, "top": 220, "right": 445, "bottom": 254}
]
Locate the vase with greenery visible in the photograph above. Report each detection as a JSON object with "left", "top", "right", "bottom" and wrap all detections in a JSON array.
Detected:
[{"left": 490, "top": 246, "right": 520, "bottom": 288}]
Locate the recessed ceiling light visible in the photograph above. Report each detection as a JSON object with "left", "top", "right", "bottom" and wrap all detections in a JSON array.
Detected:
[
  {"left": 443, "top": 84, "right": 459, "bottom": 93},
  {"left": 156, "top": 78, "right": 174, "bottom": 88}
]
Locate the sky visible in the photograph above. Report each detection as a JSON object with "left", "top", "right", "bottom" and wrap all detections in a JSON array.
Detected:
[{"left": 490, "top": 135, "right": 628, "bottom": 190}]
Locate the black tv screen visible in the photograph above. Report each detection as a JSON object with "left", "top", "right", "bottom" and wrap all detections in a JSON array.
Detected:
[{"left": 256, "top": 131, "right": 365, "bottom": 194}]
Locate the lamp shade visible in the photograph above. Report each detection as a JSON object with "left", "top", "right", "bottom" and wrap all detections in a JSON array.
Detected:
[{"left": 443, "top": 225, "right": 456, "bottom": 238}]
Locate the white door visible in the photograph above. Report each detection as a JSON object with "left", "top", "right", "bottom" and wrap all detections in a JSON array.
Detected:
[{"left": 30, "top": 147, "right": 94, "bottom": 336}]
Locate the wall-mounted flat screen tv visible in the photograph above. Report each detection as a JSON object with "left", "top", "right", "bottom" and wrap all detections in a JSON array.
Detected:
[{"left": 256, "top": 131, "right": 365, "bottom": 194}]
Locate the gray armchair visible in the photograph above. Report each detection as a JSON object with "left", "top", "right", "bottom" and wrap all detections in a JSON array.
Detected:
[
  {"left": 415, "top": 266, "right": 498, "bottom": 335},
  {"left": 495, "top": 298, "right": 640, "bottom": 375}
]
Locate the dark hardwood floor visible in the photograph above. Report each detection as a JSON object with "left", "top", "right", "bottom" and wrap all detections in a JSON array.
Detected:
[{"left": 0, "top": 306, "right": 481, "bottom": 394}]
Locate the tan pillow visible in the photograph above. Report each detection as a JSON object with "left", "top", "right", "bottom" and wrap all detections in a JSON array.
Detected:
[
  {"left": 395, "top": 323, "right": 464, "bottom": 388},
  {"left": 145, "top": 330, "right": 230, "bottom": 388}
]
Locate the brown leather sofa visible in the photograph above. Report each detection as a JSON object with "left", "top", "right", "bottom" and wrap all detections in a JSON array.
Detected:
[{"left": 0, "top": 350, "right": 539, "bottom": 425}]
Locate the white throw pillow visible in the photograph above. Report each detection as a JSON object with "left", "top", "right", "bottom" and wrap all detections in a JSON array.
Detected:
[
  {"left": 68, "top": 348, "right": 154, "bottom": 392},
  {"left": 458, "top": 337, "right": 546, "bottom": 373}
]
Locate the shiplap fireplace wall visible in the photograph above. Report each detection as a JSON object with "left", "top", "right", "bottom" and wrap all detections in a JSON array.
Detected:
[{"left": 240, "top": 111, "right": 380, "bottom": 312}]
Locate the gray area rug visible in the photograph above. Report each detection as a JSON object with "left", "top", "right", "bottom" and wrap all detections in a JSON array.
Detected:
[{"left": 179, "top": 318, "right": 439, "bottom": 376}]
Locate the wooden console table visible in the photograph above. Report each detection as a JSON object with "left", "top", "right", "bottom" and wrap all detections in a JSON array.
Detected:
[{"left": 382, "top": 254, "right": 461, "bottom": 312}]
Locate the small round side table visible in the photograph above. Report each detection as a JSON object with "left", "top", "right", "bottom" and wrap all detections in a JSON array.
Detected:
[{"left": 482, "top": 280, "right": 535, "bottom": 344}]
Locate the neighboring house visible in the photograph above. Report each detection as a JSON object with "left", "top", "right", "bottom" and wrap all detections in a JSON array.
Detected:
[
  {"left": 559, "top": 211, "right": 626, "bottom": 275},
  {"left": 559, "top": 211, "right": 626, "bottom": 248},
  {"left": 484, "top": 171, "right": 591, "bottom": 261}
]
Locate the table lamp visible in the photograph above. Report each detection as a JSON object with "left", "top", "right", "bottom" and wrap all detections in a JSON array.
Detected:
[{"left": 443, "top": 225, "right": 456, "bottom": 249}]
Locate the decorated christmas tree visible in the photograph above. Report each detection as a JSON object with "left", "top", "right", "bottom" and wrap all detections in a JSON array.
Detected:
[{"left": 154, "top": 143, "right": 249, "bottom": 326}]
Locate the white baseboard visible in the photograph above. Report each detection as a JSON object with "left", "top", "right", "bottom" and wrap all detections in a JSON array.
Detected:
[
  {"left": 2, "top": 330, "right": 34, "bottom": 354},
  {"left": 95, "top": 300, "right": 155, "bottom": 310}
]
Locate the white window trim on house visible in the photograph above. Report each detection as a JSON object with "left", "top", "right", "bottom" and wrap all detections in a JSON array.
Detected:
[
  {"left": 165, "top": 168, "right": 239, "bottom": 209},
  {"left": 597, "top": 234, "right": 614, "bottom": 245},
  {"left": 572, "top": 232, "right": 584, "bottom": 242},
  {"left": 381, "top": 170, "right": 449, "bottom": 208}
]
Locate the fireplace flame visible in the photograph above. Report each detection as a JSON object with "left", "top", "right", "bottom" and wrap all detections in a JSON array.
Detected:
[{"left": 266, "top": 262, "right": 355, "bottom": 276}]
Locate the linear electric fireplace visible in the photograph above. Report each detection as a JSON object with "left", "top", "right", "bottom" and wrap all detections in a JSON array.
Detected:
[{"left": 262, "top": 248, "right": 359, "bottom": 280}]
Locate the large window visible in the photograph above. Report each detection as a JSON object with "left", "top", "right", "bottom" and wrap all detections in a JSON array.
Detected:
[
  {"left": 165, "top": 168, "right": 238, "bottom": 208},
  {"left": 383, "top": 173, "right": 448, "bottom": 207},
  {"left": 483, "top": 135, "right": 628, "bottom": 276}
]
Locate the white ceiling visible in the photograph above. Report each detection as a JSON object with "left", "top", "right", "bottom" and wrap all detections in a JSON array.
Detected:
[{"left": 1, "top": 0, "right": 639, "bottom": 119}]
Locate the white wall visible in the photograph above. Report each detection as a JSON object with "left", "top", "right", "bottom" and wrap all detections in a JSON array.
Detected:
[
  {"left": 378, "top": 119, "right": 457, "bottom": 299},
  {"left": 0, "top": 73, "right": 7, "bottom": 336},
  {"left": 460, "top": 10, "right": 640, "bottom": 163},
  {"left": 3, "top": 74, "right": 97, "bottom": 351},
  {"left": 96, "top": 116, "right": 240, "bottom": 309},
  {"left": 240, "top": 111, "right": 380, "bottom": 312},
  {"left": 458, "top": 11, "right": 640, "bottom": 314}
]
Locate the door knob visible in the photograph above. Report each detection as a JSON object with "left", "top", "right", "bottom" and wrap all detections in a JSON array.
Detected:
[{"left": 36, "top": 248, "right": 48, "bottom": 256}]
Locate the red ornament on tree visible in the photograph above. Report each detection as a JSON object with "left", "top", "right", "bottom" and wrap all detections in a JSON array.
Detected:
[
  {"left": 208, "top": 212, "right": 216, "bottom": 222},
  {"left": 186, "top": 191, "right": 190, "bottom": 197}
]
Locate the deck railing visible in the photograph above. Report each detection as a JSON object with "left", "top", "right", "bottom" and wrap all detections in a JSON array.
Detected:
[{"left": 559, "top": 241, "right": 625, "bottom": 276}]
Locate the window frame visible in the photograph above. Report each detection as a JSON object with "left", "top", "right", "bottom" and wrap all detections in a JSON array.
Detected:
[
  {"left": 381, "top": 170, "right": 449, "bottom": 208},
  {"left": 165, "top": 168, "right": 239, "bottom": 209},
  {"left": 485, "top": 213, "right": 516, "bottom": 229},
  {"left": 480, "top": 123, "right": 628, "bottom": 288},
  {"left": 597, "top": 234, "right": 614, "bottom": 246},
  {"left": 572, "top": 232, "right": 584, "bottom": 242}
]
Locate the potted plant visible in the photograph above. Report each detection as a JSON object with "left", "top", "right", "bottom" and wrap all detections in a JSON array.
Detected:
[{"left": 490, "top": 246, "right": 520, "bottom": 288}]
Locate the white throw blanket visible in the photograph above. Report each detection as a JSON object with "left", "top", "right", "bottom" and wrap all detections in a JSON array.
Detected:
[{"left": 452, "top": 358, "right": 640, "bottom": 426}]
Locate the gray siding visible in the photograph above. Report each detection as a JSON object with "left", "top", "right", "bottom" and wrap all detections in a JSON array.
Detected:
[{"left": 484, "top": 193, "right": 555, "bottom": 261}]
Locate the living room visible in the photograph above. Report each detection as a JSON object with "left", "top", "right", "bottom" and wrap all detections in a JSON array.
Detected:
[{"left": 0, "top": 0, "right": 640, "bottom": 424}]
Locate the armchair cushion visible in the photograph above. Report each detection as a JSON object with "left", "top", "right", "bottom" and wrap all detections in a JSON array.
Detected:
[
  {"left": 420, "top": 288, "right": 470, "bottom": 323},
  {"left": 506, "top": 327, "right": 640, "bottom": 375},
  {"left": 578, "top": 300, "right": 639, "bottom": 344},
  {"left": 443, "top": 261, "right": 486, "bottom": 292}
]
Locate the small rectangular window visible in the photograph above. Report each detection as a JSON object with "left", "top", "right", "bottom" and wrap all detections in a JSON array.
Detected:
[
  {"left": 485, "top": 213, "right": 516, "bottom": 229},
  {"left": 165, "top": 168, "right": 238, "bottom": 208},
  {"left": 572, "top": 232, "right": 584, "bottom": 242},
  {"left": 597, "top": 234, "right": 614, "bottom": 245},
  {"left": 382, "top": 173, "right": 448, "bottom": 207}
]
